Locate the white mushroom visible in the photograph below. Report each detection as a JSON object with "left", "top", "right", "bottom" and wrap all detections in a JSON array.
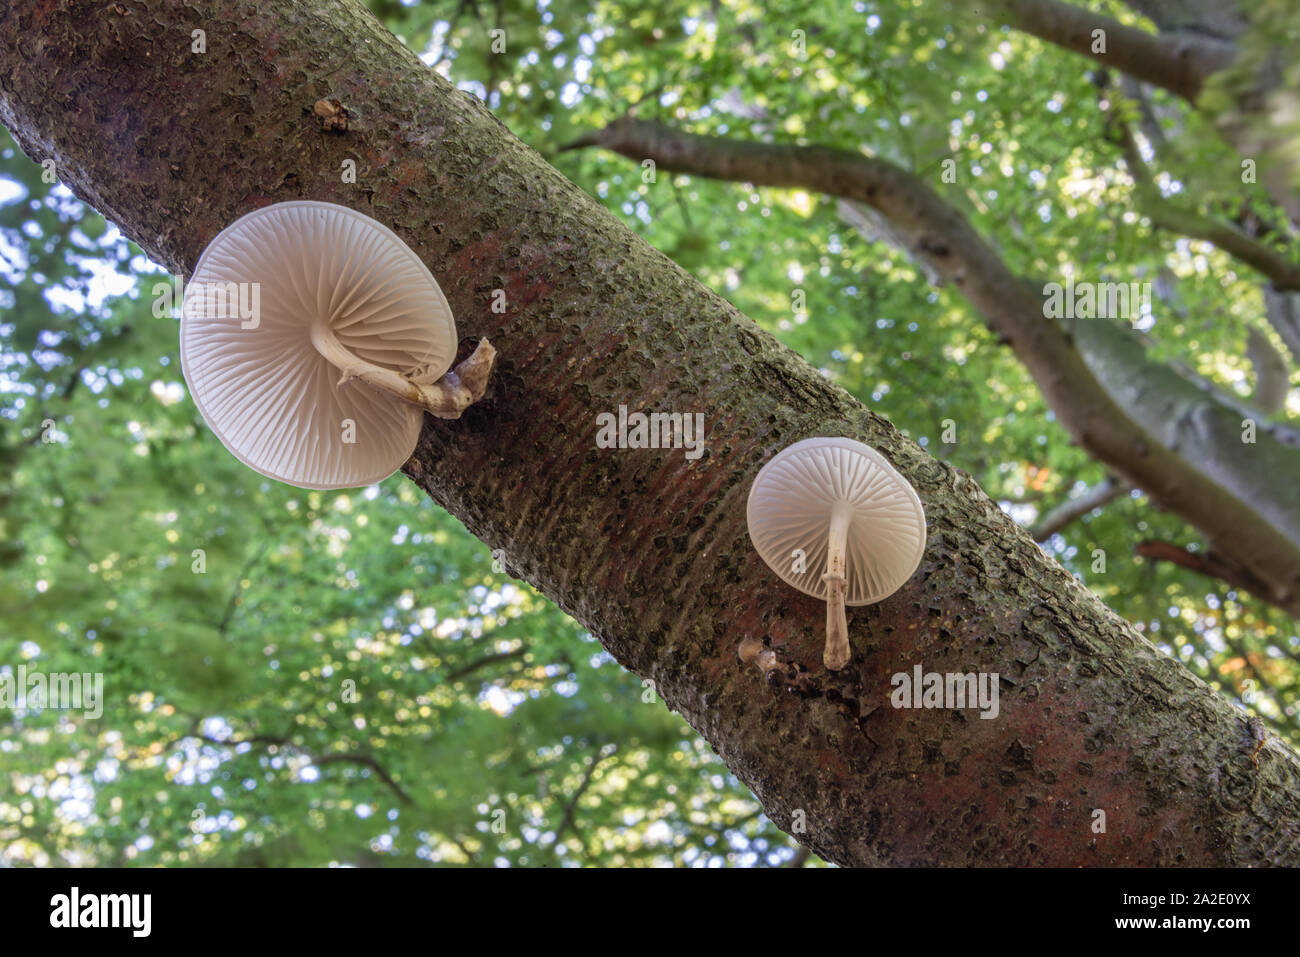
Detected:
[
  {"left": 180, "top": 201, "right": 494, "bottom": 490},
  {"left": 746, "top": 437, "right": 926, "bottom": 670}
]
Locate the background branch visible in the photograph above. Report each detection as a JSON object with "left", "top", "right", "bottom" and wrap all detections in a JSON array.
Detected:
[{"left": 1031, "top": 476, "right": 1131, "bottom": 542}]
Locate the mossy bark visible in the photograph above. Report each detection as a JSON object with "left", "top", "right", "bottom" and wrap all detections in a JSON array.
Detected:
[{"left": 3, "top": 0, "right": 1299, "bottom": 865}]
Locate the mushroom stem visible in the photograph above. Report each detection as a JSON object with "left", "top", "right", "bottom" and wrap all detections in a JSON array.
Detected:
[
  {"left": 309, "top": 323, "right": 496, "bottom": 419},
  {"left": 821, "top": 508, "right": 851, "bottom": 670}
]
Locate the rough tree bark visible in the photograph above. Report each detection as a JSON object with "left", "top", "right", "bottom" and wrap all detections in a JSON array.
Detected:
[{"left": 3, "top": 0, "right": 1299, "bottom": 866}]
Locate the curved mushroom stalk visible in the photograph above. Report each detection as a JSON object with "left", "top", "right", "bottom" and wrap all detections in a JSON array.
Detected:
[
  {"left": 181, "top": 201, "right": 495, "bottom": 489},
  {"left": 821, "top": 507, "right": 851, "bottom": 670},
  {"left": 312, "top": 324, "right": 496, "bottom": 419}
]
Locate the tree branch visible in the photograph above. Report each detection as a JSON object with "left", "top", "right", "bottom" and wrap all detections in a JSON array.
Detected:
[
  {"left": 1136, "top": 191, "right": 1300, "bottom": 292},
  {"left": 1264, "top": 285, "right": 1300, "bottom": 363},
  {"left": 444, "top": 646, "right": 528, "bottom": 681},
  {"left": 969, "top": 0, "right": 1236, "bottom": 102},
  {"left": 311, "top": 753, "right": 415, "bottom": 805},
  {"left": 193, "top": 731, "right": 415, "bottom": 805},
  {"left": 1032, "top": 476, "right": 1131, "bottom": 542},
  {"left": 552, "top": 743, "right": 617, "bottom": 850},
  {"left": 215, "top": 539, "right": 270, "bottom": 637},
  {"left": 1105, "top": 94, "right": 1300, "bottom": 291},
  {"left": 1135, "top": 540, "right": 1300, "bottom": 618}
]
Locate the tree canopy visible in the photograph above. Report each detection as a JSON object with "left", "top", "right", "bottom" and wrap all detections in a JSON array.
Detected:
[{"left": 2, "top": 0, "right": 1299, "bottom": 866}]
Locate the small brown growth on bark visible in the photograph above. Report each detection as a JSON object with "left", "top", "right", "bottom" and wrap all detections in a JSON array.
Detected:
[{"left": 313, "top": 97, "right": 349, "bottom": 132}]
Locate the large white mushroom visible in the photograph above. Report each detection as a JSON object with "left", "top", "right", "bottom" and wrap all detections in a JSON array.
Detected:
[
  {"left": 180, "top": 200, "right": 494, "bottom": 490},
  {"left": 746, "top": 437, "right": 926, "bottom": 670}
]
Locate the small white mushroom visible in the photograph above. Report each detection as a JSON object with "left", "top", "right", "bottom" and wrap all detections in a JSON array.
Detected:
[
  {"left": 180, "top": 201, "right": 494, "bottom": 490},
  {"left": 746, "top": 437, "right": 926, "bottom": 670}
]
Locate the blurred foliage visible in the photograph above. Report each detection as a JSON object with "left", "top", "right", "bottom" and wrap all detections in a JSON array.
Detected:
[
  {"left": 1, "top": 0, "right": 1298, "bottom": 866},
  {"left": 1200, "top": 0, "right": 1300, "bottom": 204}
]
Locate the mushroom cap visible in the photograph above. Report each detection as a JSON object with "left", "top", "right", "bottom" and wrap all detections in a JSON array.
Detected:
[
  {"left": 180, "top": 200, "right": 457, "bottom": 490},
  {"left": 746, "top": 437, "right": 926, "bottom": 605}
]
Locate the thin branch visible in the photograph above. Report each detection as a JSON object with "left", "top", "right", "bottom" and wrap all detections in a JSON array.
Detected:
[
  {"left": 215, "top": 539, "right": 271, "bottom": 636},
  {"left": 449, "top": 834, "right": 479, "bottom": 865},
  {"left": 311, "top": 753, "right": 415, "bottom": 805},
  {"left": 1135, "top": 541, "right": 1300, "bottom": 619},
  {"left": 557, "top": 130, "right": 605, "bottom": 153},
  {"left": 671, "top": 177, "right": 694, "bottom": 230},
  {"left": 195, "top": 730, "right": 291, "bottom": 748},
  {"left": 1031, "top": 476, "right": 1131, "bottom": 541},
  {"left": 190, "top": 730, "right": 415, "bottom": 805},
  {"left": 552, "top": 743, "right": 617, "bottom": 850},
  {"left": 60, "top": 364, "right": 84, "bottom": 399},
  {"left": 1119, "top": 74, "right": 1169, "bottom": 152},
  {"left": 1143, "top": 199, "right": 1300, "bottom": 292},
  {"left": 444, "top": 646, "right": 528, "bottom": 681}
]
